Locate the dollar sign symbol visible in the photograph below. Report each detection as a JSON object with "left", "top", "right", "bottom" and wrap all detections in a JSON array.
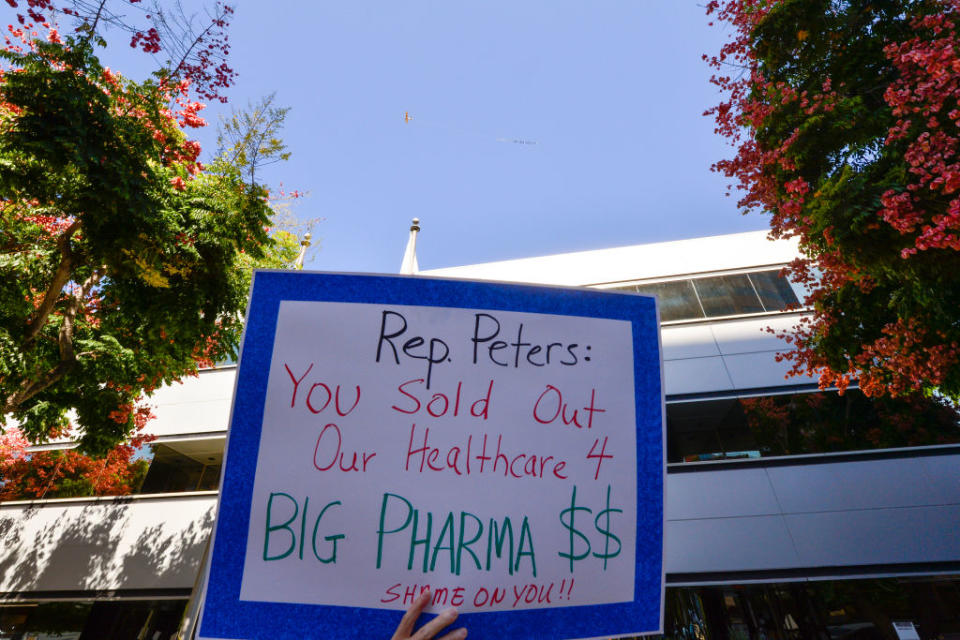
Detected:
[
  {"left": 558, "top": 485, "right": 592, "bottom": 572},
  {"left": 592, "top": 484, "right": 622, "bottom": 570}
]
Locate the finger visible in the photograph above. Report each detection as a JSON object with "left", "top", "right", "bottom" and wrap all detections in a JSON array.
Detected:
[
  {"left": 393, "top": 589, "right": 431, "bottom": 640},
  {"left": 436, "top": 627, "right": 467, "bottom": 640},
  {"left": 412, "top": 607, "right": 458, "bottom": 640}
]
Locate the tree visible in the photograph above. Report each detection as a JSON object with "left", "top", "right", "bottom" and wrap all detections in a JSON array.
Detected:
[
  {"left": 3, "top": 0, "right": 236, "bottom": 104},
  {"left": 0, "top": 425, "right": 29, "bottom": 493},
  {"left": 706, "top": 0, "right": 960, "bottom": 398},
  {"left": 0, "top": 32, "right": 276, "bottom": 454},
  {"left": 217, "top": 93, "right": 290, "bottom": 187},
  {"left": 0, "top": 409, "right": 152, "bottom": 500},
  {"left": 214, "top": 93, "right": 318, "bottom": 285}
]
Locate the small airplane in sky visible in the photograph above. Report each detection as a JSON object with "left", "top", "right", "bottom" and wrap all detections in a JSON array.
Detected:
[{"left": 402, "top": 111, "right": 536, "bottom": 145}]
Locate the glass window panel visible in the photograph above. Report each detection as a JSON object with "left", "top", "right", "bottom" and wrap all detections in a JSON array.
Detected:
[
  {"left": 0, "top": 600, "right": 188, "bottom": 640},
  {"left": 693, "top": 275, "right": 764, "bottom": 317},
  {"left": 749, "top": 270, "right": 800, "bottom": 312},
  {"left": 666, "top": 398, "right": 760, "bottom": 462},
  {"left": 635, "top": 280, "right": 704, "bottom": 322},
  {"left": 662, "top": 577, "right": 960, "bottom": 640},
  {"left": 198, "top": 463, "right": 223, "bottom": 491},
  {"left": 82, "top": 600, "right": 187, "bottom": 639},
  {"left": 1, "top": 602, "right": 90, "bottom": 639},
  {"left": 667, "top": 389, "right": 960, "bottom": 462},
  {"left": 139, "top": 443, "right": 222, "bottom": 493}
]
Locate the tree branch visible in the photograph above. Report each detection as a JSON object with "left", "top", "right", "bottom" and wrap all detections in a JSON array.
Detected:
[
  {"left": 3, "top": 360, "right": 74, "bottom": 415},
  {"left": 3, "top": 266, "right": 104, "bottom": 416},
  {"left": 58, "top": 266, "right": 104, "bottom": 369},
  {"left": 78, "top": 0, "right": 109, "bottom": 49},
  {"left": 24, "top": 220, "right": 81, "bottom": 344},
  {"left": 170, "top": 19, "right": 215, "bottom": 82},
  {"left": 78, "top": 266, "right": 105, "bottom": 300}
]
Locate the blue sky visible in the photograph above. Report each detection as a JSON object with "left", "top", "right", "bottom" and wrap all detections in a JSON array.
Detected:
[{"left": 26, "top": 1, "right": 769, "bottom": 272}]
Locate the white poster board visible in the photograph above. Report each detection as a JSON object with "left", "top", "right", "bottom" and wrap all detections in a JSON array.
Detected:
[{"left": 198, "top": 272, "right": 663, "bottom": 640}]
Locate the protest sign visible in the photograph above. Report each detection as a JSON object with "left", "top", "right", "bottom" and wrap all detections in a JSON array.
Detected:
[{"left": 197, "top": 271, "right": 664, "bottom": 640}]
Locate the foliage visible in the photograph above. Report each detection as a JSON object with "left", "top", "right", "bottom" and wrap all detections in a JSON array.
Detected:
[
  {"left": 216, "top": 94, "right": 318, "bottom": 269},
  {"left": 214, "top": 94, "right": 308, "bottom": 295},
  {"left": 0, "top": 36, "right": 273, "bottom": 454},
  {"left": 706, "top": 0, "right": 960, "bottom": 398},
  {"left": 0, "top": 407, "right": 152, "bottom": 500},
  {"left": 740, "top": 389, "right": 960, "bottom": 456},
  {"left": 0, "top": 425, "right": 28, "bottom": 483},
  {"left": 218, "top": 93, "right": 291, "bottom": 186},
  {"left": 0, "top": 3, "right": 306, "bottom": 504},
  {"left": 3, "top": 0, "right": 235, "bottom": 104}
]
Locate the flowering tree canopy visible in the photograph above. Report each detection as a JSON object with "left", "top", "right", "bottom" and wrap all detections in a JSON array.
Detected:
[
  {"left": 0, "top": 426, "right": 28, "bottom": 475},
  {"left": 0, "top": 4, "right": 297, "bottom": 454},
  {"left": 0, "top": 411, "right": 151, "bottom": 500},
  {"left": 4, "top": 0, "right": 236, "bottom": 104},
  {"left": 706, "top": 0, "right": 960, "bottom": 398}
]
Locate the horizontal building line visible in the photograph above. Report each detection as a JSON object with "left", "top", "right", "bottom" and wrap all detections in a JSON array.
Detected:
[
  {"left": 668, "top": 501, "right": 960, "bottom": 522},
  {"left": 0, "top": 490, "right": 218, "bottom": 508},
  {"left": 667, "top": 442, "right": 960, "bottom": 472},
  {"left": 666, "top": 562, "right": 960, "bottom": 586},
  {"left": 0, "top": 588, "right": 192, "bottom": 602},
  {"left": 665, "top": 349, "right": 783, "bottom": 362},
  {"left": 666, "top": 382, "right": 824, "bottom": 402}
]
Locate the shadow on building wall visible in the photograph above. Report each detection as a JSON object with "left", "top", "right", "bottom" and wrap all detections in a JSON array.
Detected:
[{"left": 0, "top": 497, "right": 215, "bottom": 595}]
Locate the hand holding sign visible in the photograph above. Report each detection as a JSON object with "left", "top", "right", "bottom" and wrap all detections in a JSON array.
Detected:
[{"left": 392, "top": 589, "right": 467, "bottom": 640}]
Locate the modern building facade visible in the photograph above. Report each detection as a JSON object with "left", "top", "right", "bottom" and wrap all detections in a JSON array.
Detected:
[{"left": 1, "top": 230, "right": 958, "bottom": 639}]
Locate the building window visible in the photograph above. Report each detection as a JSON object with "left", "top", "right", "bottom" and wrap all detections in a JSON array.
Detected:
[
  {"left": 652, "top": 577, "right": 960, "bottom": 640},
  {"left": 748, "top": 269, "right": 798, "bottom": 312},
  {"left": 618, "top": 269, "right": 800, "bottom": 323},
  {"left": 667, "top": 389, "right": 960, "bottom": 463},
  {"left": 0, "top": 599, "right": 187, "bottom": 640},
  {"left": 636, "top": 280, "right": 705, "bottom": 322},
  {"left": 692, "top": 274, "right": 765, "bottom": 317},
  {"left": 138, "top": 441, "right": 223, "bottom": 494}
]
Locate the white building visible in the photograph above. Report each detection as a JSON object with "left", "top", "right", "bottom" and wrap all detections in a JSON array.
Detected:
[{"left": 1, "top": 230, "right": 958, "bottom": 638}]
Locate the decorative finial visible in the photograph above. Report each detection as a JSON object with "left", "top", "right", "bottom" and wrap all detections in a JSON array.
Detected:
[
  {"left": 400, "top": 218, "right": 420, "bottom": 275},
  {"left": 293, "top": 232, "right": 312, "bottom": 270}
]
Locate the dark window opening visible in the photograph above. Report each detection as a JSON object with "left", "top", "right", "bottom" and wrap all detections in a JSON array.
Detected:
[
  {"left": 646, "top": 576, "right": 960, "bottom": 640},
  {"left": 0, "top": 599, "right": 187, "bottom": 640},
  {"left": 667, "top": 389, "right": 960, "bottom": 463},
  {"left": 139, "top": 441, "right": 223, "bottom": 494}
]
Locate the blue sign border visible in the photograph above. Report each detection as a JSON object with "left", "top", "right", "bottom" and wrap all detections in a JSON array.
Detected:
[{"left": 198, "top": 271, "right": 663, "bottom": 640}]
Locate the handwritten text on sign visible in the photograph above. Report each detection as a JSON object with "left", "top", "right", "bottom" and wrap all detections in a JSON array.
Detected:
[{"left": 239, "top": 301, "right": 639, "bottom": 613}]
